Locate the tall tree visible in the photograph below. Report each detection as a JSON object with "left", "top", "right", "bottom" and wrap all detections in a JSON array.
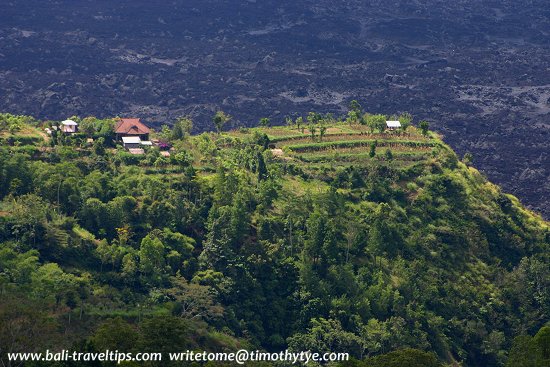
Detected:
[
  {"left": 258, "top": 117, "right": 271, "bottom": 127},
  {"left": 419, "top": 120, "right": 430, "bottom": 136},
  {"left": 172, "top": 116, "right": 193, "bottom": 140},
  {"left": 212, "top": 111, "right": 231, "bottom": 134},
  {"left": 399, "top": 112, "right": 413, "bottom": 132}
]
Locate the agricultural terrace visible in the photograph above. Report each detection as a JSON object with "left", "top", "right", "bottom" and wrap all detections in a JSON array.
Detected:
[{"left": 227, "top": 122, "right": 441, "bottom": 172}]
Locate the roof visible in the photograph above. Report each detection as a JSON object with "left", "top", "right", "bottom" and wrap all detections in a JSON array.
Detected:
[
  {"left": 386, "top": 120, "right": 401, "bottom": 128},
  {"left": 62, "top": 119, "right": 78, "bottom": 126},
  {"left": 122, "top": 136, "right": 142, "bottom": 144},
  {"left": 128, "top": 148, "right": 145, "bottom": 155},
  {"left": 115, "top": 118, "right": 151, "bottom": 135},
  {"left": 140, "top": 140, "right": 153, "bottom": 146}
]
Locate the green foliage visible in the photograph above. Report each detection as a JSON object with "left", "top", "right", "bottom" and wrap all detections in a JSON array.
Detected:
[
  {"left": 289, "top": 318, "right": 365, "bottom": 357},
  {"left": 419, "top": 121, "right": 430, "bottom": 136},
  {"left": 173, "top": 116, "right": 193, "bottom": 140},
  {"left": 259, "top": 117, "right": 271, "bottom": 127},
  {"left": 369, "top": 141, "right": 377, "bottom": 158},
  {"left": 366, "top": 114, "right": 387, "bottom": 133},
  {"left": 79, "top": 116, "right": 116, "bottom": 139},
  {"left": 463, "top": 152, "right": 474, "bottom": 166},
  {"left": 213, "top": 111, "right": 231, "bottom": 133},
  {"left": 0, "top": 113, "right": 548, "bottom": 367},
  {"left": 398, "top": 113, "right": 413, "bottom": 132},
  {"left": 506, "top": 326, "right": 550, "bottom": 367},
  {"left": 340, "top": 348, "right": 442, "bottom": 367},
  {"left": 0, "top": 113, "right": 37, "bottom": 133}
]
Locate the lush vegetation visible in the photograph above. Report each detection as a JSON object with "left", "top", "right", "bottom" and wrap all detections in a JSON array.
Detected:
[{"left": 0, "top": 110, "right": 548, "bottom": 367}]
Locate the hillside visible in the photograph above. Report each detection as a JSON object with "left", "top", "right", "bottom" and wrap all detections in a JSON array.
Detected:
[
  {"left": 1, "top": 0, "right": 550, "bottom": 219},
  {"left": 0, "top": 114, "right": 549, "bottom": 366}
]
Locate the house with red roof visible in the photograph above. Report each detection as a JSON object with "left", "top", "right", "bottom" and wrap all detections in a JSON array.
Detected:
[{"left": 115, "top": 118, "right": 151, "bottom": 141}]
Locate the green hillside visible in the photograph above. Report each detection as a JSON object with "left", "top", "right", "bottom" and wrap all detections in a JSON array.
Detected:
[{"left": 0, "top": 113, "right": 548, "bottom": 366}]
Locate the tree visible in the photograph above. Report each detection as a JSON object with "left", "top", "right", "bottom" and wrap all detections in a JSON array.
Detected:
[
  {"left": 347, "top": 100, "right": 363, "bottom": 125},
  {"left": 506, "top": 335, "right": 534, "bottom": 367},
  {"left": 0, "top": 296, "right": 58, "bottom": 367},
  {"left": 295, "top": 116, "right": 304, "bottom": 131},
  {"left": 506, "top": 327, "right": 550, "bottom": 367},
  {"left": 399, "top": 112, "right": 412, "bottom": 132},
  {"left": 384, "top": 148, "right": 393, "bottom": 161},
  {"left": 349, "top": 100, "right": 362, "bottom": 115},
  {"left": 463, "top": 152, "right": 474, "bottom": 166},
  {"left": 374, "top": 114, "right": 387, "bottom": 133},
  {"left": 139, "top": 316, "right": 193, "bottom": 353},
  {"left": 309, "top": 124, "right": 317, "bottom": 141},
  {"left": 307, "top": 111, "right": 321, "bottom": 125},
  {"left": 369, "top": 141, "right": 377, "bottom": 158},
  {"left": 79, "top": 116, "right": 97, "bottom": 136},
  {"left": 173, "top": 116, "right": 193, "bottom": 140},
  {"left": 139, "top": 234, "right": 166, "bottom": 282},
  {"left": 366, "top": 114, "right": 387, "bottom": 133},
  {"left": 259, "top": 117, "right": 271, "bottom": 127},
  {"left": 93, "top": 137, "right": 105, "bottom": 156},
  {"left": 419, "top": 120, "right": 429, "bottom": 136},
  {"left": 91, "top": 317, "right": 139, "bottom": 352},
  {"left": 31, "top": 263, "right": 78, "bottom": 309},
  {"left": 158, "top": 125, "right": 173, "bottom": 142},
  {"left": 346, "top": 110, "right": 360, "bottom": 126},
  {"left": 212, "top": 111, "right": 231, "bottom": 134},
  {"left": 319, "top": 122, "right": 328, "bottom": 142},
  {"left": 367, "top": 203, "right": 401, "bottom": 260},
  {"left": 288, "top": 318, "right": 365, "bottom": 359},
  {"left": 165, "top": 275, "right": 224, "bottom": 321},
  {"left": 533, "top": 326, "right": 550, "bottom": 366},
  {"left": 257, "top": 151, "right": 268, "bottom": 180},
  {"left": 174, "top": 151, "right": 193, "bottom": 171},
  {"left": 354, "top": 348, "right": 443, "bottom": 367}
]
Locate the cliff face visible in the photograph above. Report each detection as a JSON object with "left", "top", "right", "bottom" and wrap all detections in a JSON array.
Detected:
[{"left": 0, "top": 0, "right": 549, "bottom": 218}]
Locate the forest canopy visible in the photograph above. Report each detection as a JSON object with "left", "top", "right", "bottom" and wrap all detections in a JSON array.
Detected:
[{"left": 0, "top": 112, "right": 548, "bottom": 367}]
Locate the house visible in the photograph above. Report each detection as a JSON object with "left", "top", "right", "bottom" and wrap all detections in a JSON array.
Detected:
[
  {"left": 61, "top": 119, "right": 78, "bottom": 133},
  {"left": 121, "top": 135, "right": 154, "bottom": 150},
  {"left": 386, "top": 121, "right": 401, "bottom": 130},
  {"left": 122, "top": 136, "right": 142, "bottom": 149},
  {"left": 115, "top": 118, "right": 150, "bottom": 141}
]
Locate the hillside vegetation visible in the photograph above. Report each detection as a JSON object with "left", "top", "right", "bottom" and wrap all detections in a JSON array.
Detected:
[{"left": 0, "top": 113, "right": 548, "bottom": 367}]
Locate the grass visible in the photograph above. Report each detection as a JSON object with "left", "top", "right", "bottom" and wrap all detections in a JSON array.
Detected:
[
  {"left": 286, "top": 139, "right": 436, "bottom": 153},
  {"left": 241, "top": 123, "right": 441, "bottom": 172},
  {"left": 73, "top": 225, "right": 97, "bottom": 243}
]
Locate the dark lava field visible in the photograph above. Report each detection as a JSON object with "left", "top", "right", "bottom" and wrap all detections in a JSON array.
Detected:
[{"left": 0, "top": 0, "right": 549, "bottom": 217}]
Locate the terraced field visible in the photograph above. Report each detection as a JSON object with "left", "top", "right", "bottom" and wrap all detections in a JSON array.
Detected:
[{"left": 239, "top": 124, "right": 438, "bottom": 170}]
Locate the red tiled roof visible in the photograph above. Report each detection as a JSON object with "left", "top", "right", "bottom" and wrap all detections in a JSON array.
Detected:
[{"left": 115, "top": 118, "right": 151, "bottom": 135}]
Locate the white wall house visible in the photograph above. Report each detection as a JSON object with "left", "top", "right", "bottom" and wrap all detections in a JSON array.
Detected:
[
  {"left": 122, "top": 136, "right": 142, "bottom": 149},
  {"left": 61, "top": 120, "right": 78, "bottom": 133},
  {"left": 386, "top": 121, "right": 401, "bottom": 130}
]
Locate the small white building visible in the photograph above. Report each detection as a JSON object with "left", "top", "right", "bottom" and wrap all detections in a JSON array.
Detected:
[
  {"left": 386, "top": 121, "right": 401, "bottom": 130},
  {"left": 122, "top": 136, "right": 142, "bottom": 149},
  {"left": 61, "top": 120, "right": 78, "bottom": 133}
]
